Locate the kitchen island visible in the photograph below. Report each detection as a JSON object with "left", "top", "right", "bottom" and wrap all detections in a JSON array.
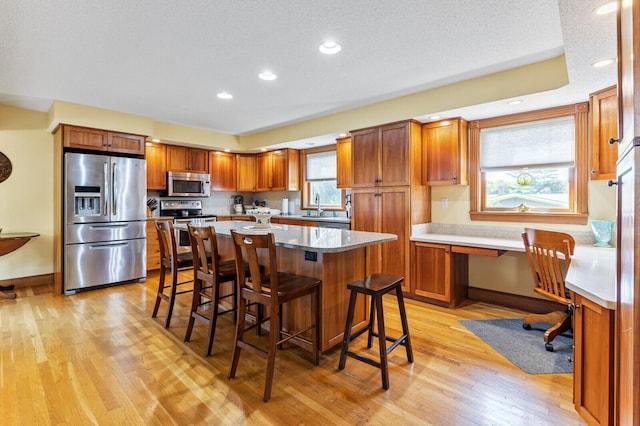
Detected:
[{"left": 175, "top": 220, "right": 397, "bottom": 351}]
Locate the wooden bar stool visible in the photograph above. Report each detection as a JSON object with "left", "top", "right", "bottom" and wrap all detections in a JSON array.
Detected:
[
  {"left": 338, "top": 273, "right": 413, "bottom": 390},
  {"left": 228, "top": 230, "right": 321, "bottom": 402},
  {"left": 184, "top": 224, "right": 239, "bottom": 357},
  {"left": 152, "top": 220, "right": 193, "bottom": 328}
]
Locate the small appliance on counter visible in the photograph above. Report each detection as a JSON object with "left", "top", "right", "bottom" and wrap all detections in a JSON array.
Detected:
[{"left": 233, "top": 195, "right": 244, "bottom": 214}]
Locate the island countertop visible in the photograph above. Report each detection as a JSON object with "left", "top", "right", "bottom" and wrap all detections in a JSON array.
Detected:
[{"left": 174, "top": 220, "right": 396, "bottom": 253}]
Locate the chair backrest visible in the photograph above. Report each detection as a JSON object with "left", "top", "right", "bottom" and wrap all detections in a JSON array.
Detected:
[
  {"left": 521, "top": 228, "right": 575, "bottom": 305},
  {"left": 230, "top": 230, "right": 279, "bottom": 301},
  {"left": 187, "top": 224, "right": 220, "bottom": 278},
  {"left": 155, "top": 220, "right": 177, "bottom": 267}
]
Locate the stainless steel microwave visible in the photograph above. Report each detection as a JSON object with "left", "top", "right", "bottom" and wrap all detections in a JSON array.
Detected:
[{"left": 166, "top": 171, "right": 211, "bottom": 197}]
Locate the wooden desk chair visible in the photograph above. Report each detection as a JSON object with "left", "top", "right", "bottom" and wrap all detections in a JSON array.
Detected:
[
  {"left": 521, "top": 228, "right": 575, "bottom": 352},
  {"left": 184, "top": 224, "right": 238, "bottom": 357},
  {"left": 152, "top": 220, "right": 193, "bottom": 328},
  {"left": 228, "top": 230, "right": 321, "bottom": 402}
]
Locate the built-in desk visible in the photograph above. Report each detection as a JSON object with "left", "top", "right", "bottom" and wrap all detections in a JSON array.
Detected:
[{"left": 413, "top": 231, "right": 616, "bottom": 425}]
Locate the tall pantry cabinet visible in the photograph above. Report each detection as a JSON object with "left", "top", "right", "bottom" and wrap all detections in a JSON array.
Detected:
[
  {"left": 615, "top": 3, "right": 640, "bottom": 425},
  {"left": 350, "top": 120, "right": 430, "bottom": 292}
]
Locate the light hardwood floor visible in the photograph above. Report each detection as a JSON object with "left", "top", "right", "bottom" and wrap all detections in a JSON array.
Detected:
[{"left": 0, "top": 272, "right": 585, "bottom": 425}]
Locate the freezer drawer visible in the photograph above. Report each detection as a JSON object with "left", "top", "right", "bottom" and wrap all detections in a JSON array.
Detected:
[
  {"left": 65, "top": 221, "right": 146, "bottom": 244},
  {"left": 64, "top": 238, "right": 146, "bottom": 292}
]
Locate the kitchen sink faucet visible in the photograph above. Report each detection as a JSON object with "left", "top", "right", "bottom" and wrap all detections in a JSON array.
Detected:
[{"left": 315, "top": 193, "right": 323, "bottom": 216}]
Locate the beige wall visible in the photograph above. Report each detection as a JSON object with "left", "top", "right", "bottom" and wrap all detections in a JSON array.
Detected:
[
  {"left": 0, "top": 106, "right": 54, "bottom": 279},
  {"left": 430, "top": 182, "right": 617, "bottom": 298}
]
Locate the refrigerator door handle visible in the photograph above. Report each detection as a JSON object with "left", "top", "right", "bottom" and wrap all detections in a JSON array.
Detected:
[
  {"left": 89, "top": 223, "right": 128, "bottom": 230},
  {"left": 112, "top": 162, "right": 118, "bottom": 216},
  {"left": 89, "top": 242, "right": 128, "bottom": 250},
  {"left": 103, "top": 161, "right": 109, "bottom": 215}
]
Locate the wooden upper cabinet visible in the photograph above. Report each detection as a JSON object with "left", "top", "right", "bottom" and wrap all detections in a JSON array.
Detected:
[
  {"left": 422, "top": 117, "right": 469, "bottom": 186},
  {"left": 61, "top": 125, "right": 145, "bottom": 156},
  {"left": 167, "top": 145, "right": 209, "bottom": 173},
  {"left": 351, "top": 120, "right": 419, "bottom": 187},
  {"left": 589, "top": 85, "right": 618, "bottom": 180},
  {"left": 108, "top": 132, "right": 146, "bottom": 156},
  {"left": 336, "top": 136, "right": 352, "bottom": 188},
  {"left": 146, "top": 142, "right": 167, "bottom": 190},
  {"left": 352, "top": 127, "right": 379, "bottom": 187},
  {"left": 256, "top": 149, "right": 299, "bottom": 191},
  {"left": 236, "top": 154, "right": 256, "bottom": 192},
  {"left": 209, "top": 151, "right": 237, "bottom": 191}
]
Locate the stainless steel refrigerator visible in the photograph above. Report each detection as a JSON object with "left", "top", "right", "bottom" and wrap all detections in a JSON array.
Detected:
[{"left": 64, "top": 152, "right": 146, "bottom": 293}]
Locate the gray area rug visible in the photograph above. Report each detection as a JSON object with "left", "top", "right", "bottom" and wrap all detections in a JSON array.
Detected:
[{"left": 459, "top": 318, "right": 573, "bottom": 374}]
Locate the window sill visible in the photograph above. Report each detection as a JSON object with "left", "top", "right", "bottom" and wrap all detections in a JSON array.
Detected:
[{"left": 470, "top": 211, "right": 589, "bottom": 225}]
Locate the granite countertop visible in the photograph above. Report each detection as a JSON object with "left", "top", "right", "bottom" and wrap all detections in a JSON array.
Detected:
[
  {"left": 174, "top": 220, "right": 393, "bottom": 253},
  {"left": 411, "top": 231, "right": 616, "bottom": 309},
  {"left": 215, "top": 213, "right": 351, "bottom": 224}
]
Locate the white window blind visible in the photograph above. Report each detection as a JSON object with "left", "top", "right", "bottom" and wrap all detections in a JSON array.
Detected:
[
  {"left": 480, "top": 116, "right": 575, "bottom": 171},
  {"left": 306, "top": 150, "right": 336, "bottom": 181}
]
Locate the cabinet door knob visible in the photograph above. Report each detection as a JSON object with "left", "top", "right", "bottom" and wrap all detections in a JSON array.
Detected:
[
  {"left": 609, "top": 137, "right": 619, "bottom": 145},
  {"left": 608, "top": 180, "right": 618, "bottom": 187},
  {"left": 591, "top": 170, "right": 598, "bottom": 175},
  {"left": 452, "top": 176, "right": 457, "bottom": 183}
]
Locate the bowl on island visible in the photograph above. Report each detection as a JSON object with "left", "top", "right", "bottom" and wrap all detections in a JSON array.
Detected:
[{"left": 245, "top": 208, "right": 281, "bottom": 229}]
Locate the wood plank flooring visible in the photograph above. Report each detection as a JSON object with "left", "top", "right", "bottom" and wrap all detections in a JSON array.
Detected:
[{"left": 0, "top": 272, "right": 585, "bottom": 425}]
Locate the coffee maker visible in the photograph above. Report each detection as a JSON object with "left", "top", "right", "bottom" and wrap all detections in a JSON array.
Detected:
[{"left": 233, "top": 195, "right": 244, "bottom": 214}]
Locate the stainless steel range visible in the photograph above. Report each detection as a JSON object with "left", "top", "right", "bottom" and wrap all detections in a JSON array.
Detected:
[{"left": 159, "top": 200, "right": 216, "bottom": 253}]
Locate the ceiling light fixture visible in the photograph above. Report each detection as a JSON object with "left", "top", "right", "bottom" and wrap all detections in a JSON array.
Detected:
[
  {"left": 429, "top": 115, "right": 441, "bottom": 120},
  {"left": 507, "top": 99, "right": 523, "bottom": 105},
  {"left": 319, "top": 41, "right": 341, "bottom": 55},
  {"left": 151, "top": 138, "right": 160, "bottom": 142},
  {"left": 592, "top": 58, "right": 616, "bottom": 68},
  {"left": 224, "top": 149, "right": 231, "bottom": 153},
  {"left": 259, "top": 71, "right": 277, "bottom": 81},
  {"left": 216, "top": 91, "right": 233, "bottom": 100},
  {"left": 593, "top": 1, "right": 617, "bottom": 15}
]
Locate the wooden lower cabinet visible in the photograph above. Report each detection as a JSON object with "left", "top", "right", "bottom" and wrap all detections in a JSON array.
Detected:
[
  {"left": 351, "top": 187, "right": 411, "bottom": 292},
  {"left": 146, "top": 219, "right": 170, "bottom": 271},
  {"left": 410, "top": 242, "right": 468, "bottom": 308},
  {"left": 574, "top": 293, "right": 614, "bottom": 425}
]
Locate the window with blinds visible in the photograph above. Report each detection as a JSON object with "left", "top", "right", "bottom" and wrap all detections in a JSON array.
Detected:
[
  {"left": 480, "top": 116, "right": 575, "bottom": 211},
  {"left": 303, "top": 148, "right": 343, "bottom": 209},
  {"left": 469, "top": 102, "right": 589, "bottom": 224}
]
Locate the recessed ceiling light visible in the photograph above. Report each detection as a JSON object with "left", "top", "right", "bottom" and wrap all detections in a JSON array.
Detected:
[
  {"left": 592, "top": 58, "right": 616, "bottom": 68},
  {"left": 507, "top": 99, "right": 523, "bottom": 105},
  {"left": 319, "top": 41, "right": 341, "bottom": 55},
  {"left": 216, "top": 92, "right": 233, "bottom": 100},
  {"left": 593, "top": 1, "right": 617, "bottom": 15},
  {"left": 259, "top": 71, "right": 277, "bottom": 81}
]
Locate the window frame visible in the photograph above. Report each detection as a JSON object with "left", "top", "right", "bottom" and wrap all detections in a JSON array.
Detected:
[
  {"left": 469, "top": 102, "right": 589, "bottom": 224},
  {"left": 300, "top": 145, "right": 345, "bottom": 211}
]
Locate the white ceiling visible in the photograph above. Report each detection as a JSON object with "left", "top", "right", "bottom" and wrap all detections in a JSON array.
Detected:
[{"left": 0, "top": 0, "right": 617, "bottom": 148}]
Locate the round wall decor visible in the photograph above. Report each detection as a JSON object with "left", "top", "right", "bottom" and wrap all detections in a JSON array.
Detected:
[{"left": 0, "top": 152, "right": 12, "bottom": 183}]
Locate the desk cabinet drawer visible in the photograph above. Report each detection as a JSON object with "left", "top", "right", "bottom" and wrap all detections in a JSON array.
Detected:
[{"left": 410, "top": 242, "right": 468, "bottom": 308}]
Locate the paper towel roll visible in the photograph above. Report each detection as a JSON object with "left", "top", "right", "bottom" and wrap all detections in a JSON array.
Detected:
[{"left": 281, "top": 197, "right": 289, "bottom": 214}]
